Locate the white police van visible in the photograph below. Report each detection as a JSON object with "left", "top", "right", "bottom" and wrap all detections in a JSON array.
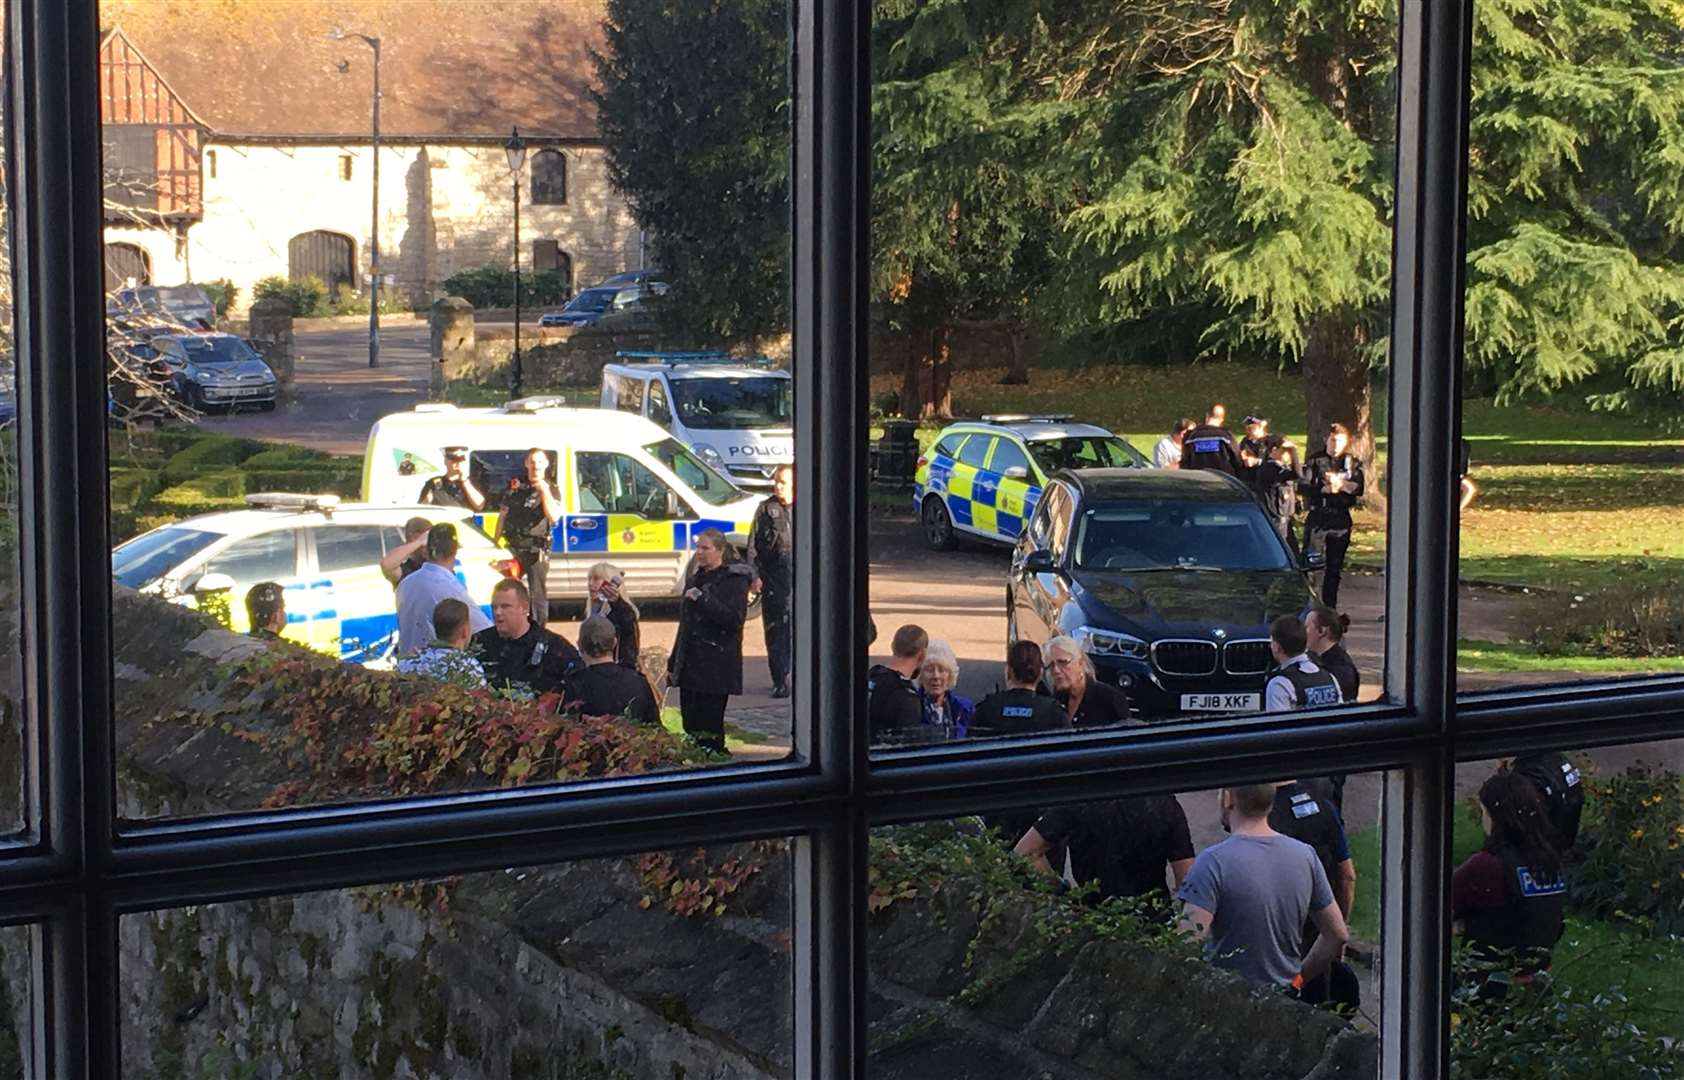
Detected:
[
  {"left": 361, "top": 400, "right": 765, "bottom": 602},
  {"left": 110, "top": 495, "right": 505, "bottom": 665},
  {"left": 599, "top": 352, "right": 793, "bottom": 491}
]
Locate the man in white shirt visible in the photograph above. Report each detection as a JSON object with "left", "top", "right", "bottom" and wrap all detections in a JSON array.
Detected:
[
  {"left": 1263, "top": 615, "right": 1342, "bottom": 713},
  {"left": 1153, "top": 417, "right": 1196, "bottom": 469},
  {"left": 395, "top": 523, "right": 490, "bottom": 656}
]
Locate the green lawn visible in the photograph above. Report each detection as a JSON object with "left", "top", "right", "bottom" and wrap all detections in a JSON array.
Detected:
[
  {"left": 1348, "top": 795, "right": 1684, "bottom": 1040},
  {"left": 1456, "top": 639, "right": 1684, "bottom": 674}
]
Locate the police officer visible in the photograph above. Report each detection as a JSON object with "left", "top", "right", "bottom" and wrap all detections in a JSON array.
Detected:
[
  {"left": 1253, "top": 438, "right": 1303, "bottom": 553},
  {"left": 419, "top": 447, "right": 486, "bottom": 510},
  {"left": 868, "top": 624, "right": 930, "bottom": 744},
  {"left": 1264, "top": 615, "right": 1342, "bottom": 712},
  {"left": 1178, "top": 405, "right": 1245, "bottom": 477},
  {"left": 471, "top": 577, "right": 582, "bottom": 698},
  {"left": 1269, "top": 779, "right": 1359, "bottom": 1008},
  {"left": 1510, "top": 751, "right": 1585, "bottom": 853},
  {"left": 750, "top": 464, "right": 795, "bottom": 698},
  {"left": 970, "top": 640, "right": 1069, "bottom": 737},
  {"left": 1015, "top": 794, "right": 1196, "bottom": 901},
  {"left": 1302, "top": 423, "right": 1365, "bottom": 608},
  {"left": 244, "top": 581, "right": 286, "bottom": 641},
  {"left": 1238, "top": 414, "right": 1282, "bottom": 478},
  {"left": 495, "top": 447, "right": 563, "bottom": 624}
]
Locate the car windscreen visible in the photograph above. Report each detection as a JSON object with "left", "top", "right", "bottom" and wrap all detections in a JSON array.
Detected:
[
  {"left": 564, "top": 289, "right": 618, "bottom": 314},
  {"left": 177, "top": 337, "right": 258, "bottom": 364},
  {"left": 1027, "top": 436, "right": 1148, "bottom": 474},
  {"left": 1073, "top": 502, "right": 1290, "bottom": 572},
  {"left": 158, "top": 286, "right": 211, "bottom": 306},
  {"left": 468, "top": 450, "right": 556, "bottom": 496},
  {"left": 669, "top": 376, "right": 791, "bottom": 430},
  {"left": 644, "top": 438, "right": 742, "bottom": 506},
  {"left": 111, "top": 527, "right": 221, "bottom": 589}
]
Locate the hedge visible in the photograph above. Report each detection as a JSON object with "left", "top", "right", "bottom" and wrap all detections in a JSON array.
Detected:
[
  {"left": 151, "top": 472, "right": 250, "bottom": 517},
  {"left": 239, "top": 446, "right": 336, "bottom": 469},
  {"left": 242, "top": 465, "right": 362, "bottom": 498},
  {"left": 108, "top": 467, "right": 164, "bottom": 510},
  {"left": 161, "top": 435, "right": 265, "bottom": 484}
]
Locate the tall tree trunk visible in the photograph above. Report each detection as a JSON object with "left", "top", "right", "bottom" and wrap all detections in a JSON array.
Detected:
[
  {"left": 1302, "top": 314, "right": 1383, "bottom": 511},
  {"left": 898, "top": 334, "right": 923, "bottom": 419},
  {"left": 1000, "top": 323, "right": 1029, "bottom": 385},
  {"left": 924, "top": 322, "right": 953, "bottom": 419}
]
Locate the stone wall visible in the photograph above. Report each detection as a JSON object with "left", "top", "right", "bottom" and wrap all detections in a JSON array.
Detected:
[{"left": 0, "top": 591, "right": 1378, "bottom": 1078}]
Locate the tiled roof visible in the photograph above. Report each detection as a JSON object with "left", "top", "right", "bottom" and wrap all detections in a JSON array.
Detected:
[{"left": 100, "top": 0, "right": 606, "bottom": 140}]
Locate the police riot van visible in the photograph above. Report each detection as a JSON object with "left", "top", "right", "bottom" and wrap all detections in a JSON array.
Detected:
[
  {"left": 110, "top": 495, "right": 505, "bottom": 666},
  {"left": 599, "top": 352, "right": 793, "bottom": 491},
  {"left": 362, "top": 399, "right": 765, "bottom": 604}
]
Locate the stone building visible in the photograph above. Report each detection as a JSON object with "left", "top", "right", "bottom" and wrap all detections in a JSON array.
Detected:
[{"left": 97, "top": 0, "right": 642, "bottom": 312}]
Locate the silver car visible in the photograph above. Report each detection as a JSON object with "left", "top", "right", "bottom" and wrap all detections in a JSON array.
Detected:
[{"left": 148, "top": 333, "right": 279, "bottom": 412}]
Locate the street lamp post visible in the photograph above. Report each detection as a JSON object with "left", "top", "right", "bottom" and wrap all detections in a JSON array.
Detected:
[
  {"left": 505, "top": 127, "right": 528, "bottom": 400},
  {"left": 329, "top": 28, "right": 382, "bottom": 369}
]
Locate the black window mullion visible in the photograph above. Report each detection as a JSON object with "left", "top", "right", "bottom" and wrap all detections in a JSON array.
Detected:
[{"left": 791, "top": 0, "right": 871, "bottom": 1071}]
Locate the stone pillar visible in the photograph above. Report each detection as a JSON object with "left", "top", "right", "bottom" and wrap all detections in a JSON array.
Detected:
[
  {"left": 431, "top": 295, "right": 476, "bottom": 395},
  {"left": 247, "top": 298, "right": 295, "bottom": 387}
]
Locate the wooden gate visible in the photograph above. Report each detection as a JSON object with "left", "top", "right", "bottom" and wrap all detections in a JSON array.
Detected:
[
  {"left": 104, "top": 241, "right": 151, "bottom": 292},
  {"left": 287, "top": 230, "right": 355, "bottom": 298}
]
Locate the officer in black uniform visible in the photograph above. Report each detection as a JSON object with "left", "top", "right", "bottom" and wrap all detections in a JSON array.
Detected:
[
  {"left": 1269, "top": 779, "right": 1360, "bottom": 1008},
  {"left": 1511, "top": 751, "right": 1585, "bottom": 853},
  {"left": 419, "top": 446, "right": 486, "bottom": 510},
  {"left": 970, "top": 641, "right": 1069, "bottom": 738},
  {"left": 1302, "top": 423, "right": 1366, "bottom": 608},
  {"left": 495, "top": 447, "right": 563, "bottom": 625},
  {"left": 472, "top": 577, "right": 582, "bottom": 698},
  {"left": 563, "top": 615, "right": 660, "bottom": 725},
  {"left": 868, "top": 624, "right": 933, "bottom": 744},
  {"left": 1238, "top": 415, "right": 1283, "bottom": 479},
  {"left": 1016, "top": 793, "right": 1196, "bottom": 901},
  {"left": 1178, "top": 405, "right": 1245, "bottom": 478},
  {"left": 244, "top": 581, "right": 286, "bottom": 641},
  {"left": 1264, "top": 615, "right": 1343, "bottom": 712},
  {"left": 750, "top": 464, "right": 795, "bottom": 698}
]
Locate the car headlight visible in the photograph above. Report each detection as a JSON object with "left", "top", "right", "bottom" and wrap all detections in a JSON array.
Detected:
[
  {"left": 1073, "top": 625, "right": 1148, "bottom": 660},
  {"left": 698, "top": 445, "right": 725, "bottom": 465}
]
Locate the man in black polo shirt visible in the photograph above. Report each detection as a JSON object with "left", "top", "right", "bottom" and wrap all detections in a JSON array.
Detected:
[
  {"left": 1179, "top": 405, "right": 1245, "bottom": 478},
  {"left": 1268, "top": 779, "right": 1359, "bottom": 1008},
  {"left": 471, "top": 577, "right": 581, "bottom": 699},
  {"left": 563, "top": 615, "right": 660, "bottom": 725},
  {"left": 419, "top": 446, "right": 486, "bottom": 510},
  {"left": 868, "top": 624, "right": 930, "bottom": 744},
  {"left": 970, "top": 641, "right": 1069, "bottom": 737},
  {"left": 379, "top": 516, "right": 432, "bottom": 587},
  {"left": 495, "top": 447, "right": 563, "bottom": 624},
  {"left": 1015, "top": 794, "right": 1196, "bottom": 901}
]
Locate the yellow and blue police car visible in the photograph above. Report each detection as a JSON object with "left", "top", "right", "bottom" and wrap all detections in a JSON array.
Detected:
[
  {"left": 912, "top": 415, "right": 1150, "bottom": 550},
  {"left": 111, "top": 494, "right": 506, "bottom": 665},
  {"left": 362, "top": 400, "right": 765, "bottom": 602}
]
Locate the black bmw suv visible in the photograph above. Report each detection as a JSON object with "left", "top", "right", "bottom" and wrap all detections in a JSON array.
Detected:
[{"left": 1007, "top": 468, "right": 1317, "bottom": 719}]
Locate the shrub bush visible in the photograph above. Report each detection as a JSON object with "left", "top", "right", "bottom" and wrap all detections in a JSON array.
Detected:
[
  {"left": 239, "top": 446, "right": 333, "bottom": 469},
  {"left": 242, "top": 464, "right": 361, "bottom": 498},
  {"left": 161, "top": 434, "right": 264, "bottom": 483},
  {"left": 108, "top": 467, "right": 164, "bottom": 510},
  {"left": 442, "top": 265, "right": 571, "bottom": 309},
  {"left": 329, "top": 283, "right": 369, "bottom": 316},
  {"left": 1528, "top": 584, "right": 1684, "bottom": 659},
  {"left": 252, "top": 275, "right": 329, "bottom": 318},
  {"left": 199, "top": 278, "right": 238, "bottom": 319},
  {"left": 152, "top": 472, "right": 249, "bottom": 516},
  {"left": 1572, "top": 764, "right": 1684, "bottom": 933}
]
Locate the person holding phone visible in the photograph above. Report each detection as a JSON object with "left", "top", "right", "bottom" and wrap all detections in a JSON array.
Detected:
[
  {"left": 1302, "top": 423, "right": 1365, "bottom": 608},
  {"left": 586, "top": 561, "right": 641, "bottom": 670},
  {"left": 419, "top": 446, "right": 485, "bottom": 510}
]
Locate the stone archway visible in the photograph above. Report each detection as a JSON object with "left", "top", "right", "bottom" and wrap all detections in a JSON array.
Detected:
[{"left": 287, "top": 229, "right": 356, "bottom": 298}]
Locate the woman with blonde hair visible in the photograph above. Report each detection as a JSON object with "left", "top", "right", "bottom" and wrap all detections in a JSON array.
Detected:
[
  {"left": 918, "top": 639, "right": 974, "bottom": 740},
  {"left": 586, "top": 562, "right": 641, "bottom": 669}
]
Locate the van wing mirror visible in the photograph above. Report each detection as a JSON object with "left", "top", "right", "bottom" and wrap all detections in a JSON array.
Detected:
[
  {"left": 1022, "top": 549, "right": 1057, "bottom": 574},
  {"left": 193, "top": 572, "right": 237, "bottom": 595},
  {"left": 1003, "top": 465, "right": 1030, "bottom": 481}
]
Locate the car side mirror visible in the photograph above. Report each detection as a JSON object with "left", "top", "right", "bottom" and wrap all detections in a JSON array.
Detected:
[
  {"left": 193, "top": 572, "right": 236, "bottom": 595},
  {"left": 1003, "top": 466, "right": 1030, "bottom": 481},
  {"left": 1023, "top": 549, "right": 1057, "bottom": 574},
  {"left": 1301, "top": 549, "right": 1326, "bottom": 571}
]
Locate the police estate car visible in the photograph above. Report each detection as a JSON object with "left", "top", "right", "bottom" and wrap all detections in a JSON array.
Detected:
[
  {"left": 912, "top": 415, "right": 1149, "bottom": 550},
  {"left": 111, "top": 495, "right": 506, "bottom": 665}
]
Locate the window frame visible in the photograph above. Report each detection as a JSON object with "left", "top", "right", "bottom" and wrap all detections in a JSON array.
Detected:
[
  {"left": 529, "top": 148, "right": 567, "bottom": 206},
  {"left": 4, "top": 0, "right": 1680, "bottom": 1077}
]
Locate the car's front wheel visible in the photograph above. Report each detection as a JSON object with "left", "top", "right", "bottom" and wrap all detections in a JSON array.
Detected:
[{"left": 921, "top": 496, "right": 958, "bottom": 552}]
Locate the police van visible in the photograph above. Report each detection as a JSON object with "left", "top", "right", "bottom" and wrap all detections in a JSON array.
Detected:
[
  {"left": 599, "top": 352, "right": 792, "bottom": 491},
  {"left": 361, "top": 400, "right": 765, "bottom": 602},
  {"left": 110, "top": 495, "right": 505, "bottom": 665}
]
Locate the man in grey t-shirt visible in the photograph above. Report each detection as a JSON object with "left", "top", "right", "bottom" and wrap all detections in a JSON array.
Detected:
[{"left": 1175, "top": 783, "right": 1350, "bottom": 989}]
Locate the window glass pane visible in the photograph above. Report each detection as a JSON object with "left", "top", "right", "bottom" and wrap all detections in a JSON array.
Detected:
[
  {"left": 870, "top": 773, "right": 1383, "bottom": 1076},
  {"left": 1451, "top": 741, "right": 1684, "bottom": 1077},
  {"left": 1456, "top": 2, "right": 1684, "bottom": 696},
  {"left": 120, "top": 843, "right": 791, "bottom": 1077},
  {"left": 0, "top": 46, "right": 22, "bottom": 835},
  {"left": 101, "top": 0, "right": 797, "bottom": 816},
  {"left": 0, "top": 925, "right": 33, "bottom": 1078},
  {"left": 873, "top": 0, "right": 1398, "bottom": 749},
  {"left": 312, "top": 526, "right": 386, "bottom": 575}
]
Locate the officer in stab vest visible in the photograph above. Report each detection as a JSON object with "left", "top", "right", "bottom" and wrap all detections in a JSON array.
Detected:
[{"left": 1263, "top": 615, "right": 1342, "bottom": 713}]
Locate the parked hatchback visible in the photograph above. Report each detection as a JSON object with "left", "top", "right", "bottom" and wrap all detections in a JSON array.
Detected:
[
  {"left": 139, "top": 333, "right": 278, "bottom": 412},
  {"left": 107, "top": 284, "right": 217, "bottom": 330},
  {"left": 1007, "top": 468, "right": 1317, "bottom": 720}
]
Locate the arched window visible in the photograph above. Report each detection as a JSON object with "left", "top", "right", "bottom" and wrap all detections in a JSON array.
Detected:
[{"left": 530, "top": 149, "right": 567, "bottom": 205}]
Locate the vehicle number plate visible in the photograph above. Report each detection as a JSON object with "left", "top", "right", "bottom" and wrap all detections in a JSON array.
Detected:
[{"left": 1180, "top": 692, "right": 1261, "bottom": 712}]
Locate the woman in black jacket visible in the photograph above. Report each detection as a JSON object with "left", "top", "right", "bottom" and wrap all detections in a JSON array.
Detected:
[
  {"left": 586, "top": 561, "right": 642, "bottom": 670},
  {"left": 669, "top": 529, "right": 752, "bottom": 754}
]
